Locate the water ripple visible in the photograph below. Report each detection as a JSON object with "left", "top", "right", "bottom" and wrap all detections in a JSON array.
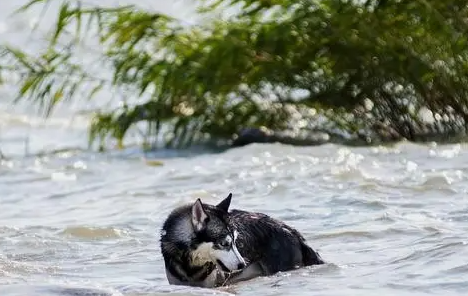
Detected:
[
  {"left": 1, "top": 140, "right": 468, "bottom": 295},
  {"left": 59, "top": 227, "right": 128, "bottom": 240}
]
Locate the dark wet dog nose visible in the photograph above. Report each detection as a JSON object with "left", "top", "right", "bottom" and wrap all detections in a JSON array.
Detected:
[{"left": 237, "top": 262, "right": 246, "bottom": 270}]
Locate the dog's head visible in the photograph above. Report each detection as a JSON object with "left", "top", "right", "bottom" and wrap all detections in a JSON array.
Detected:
[{"left": 190, "top": 193, "right": 246, "bottom": 272}]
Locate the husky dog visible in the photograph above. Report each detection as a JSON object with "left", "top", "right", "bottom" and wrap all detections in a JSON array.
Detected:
[{"left": 160, "top": 193, "right": 324, "bottom": 288}]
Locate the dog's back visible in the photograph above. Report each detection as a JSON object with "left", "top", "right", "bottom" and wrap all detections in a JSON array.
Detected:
[{"left": 228, "top": 209, "right": 324, "bottom": 277}]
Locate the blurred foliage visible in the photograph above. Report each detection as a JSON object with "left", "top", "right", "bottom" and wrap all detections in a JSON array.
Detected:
[{"left": 1, "top": 0, "right": 468, "bottom": 149}]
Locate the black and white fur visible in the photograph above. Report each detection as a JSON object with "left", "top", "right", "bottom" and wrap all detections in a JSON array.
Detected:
[{"left": 160, "top": 193, "right": 324, "bottom": 288}]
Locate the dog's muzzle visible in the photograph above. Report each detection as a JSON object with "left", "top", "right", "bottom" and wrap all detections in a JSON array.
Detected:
[
  {"left": 216, "top": 259, "right": 231, "bottom": 272},
  {"left": 216, "top": 260, "right": 246, "bottom": 272}
]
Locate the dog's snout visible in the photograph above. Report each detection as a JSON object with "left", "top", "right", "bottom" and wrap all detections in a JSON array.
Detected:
[{"left": 237, "top": 262, "right": 246, "bottom": 270}]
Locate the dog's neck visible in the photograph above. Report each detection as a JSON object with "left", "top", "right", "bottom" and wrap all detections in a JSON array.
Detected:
[
  {"left": 167, "top": 250, "right": 218, "bottom": 284},
  {"left": 184, "top": 261, "right": 217, "bottom": 282}
]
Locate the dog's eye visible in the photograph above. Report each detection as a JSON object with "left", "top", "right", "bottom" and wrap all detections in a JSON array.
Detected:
[{"left": 219, "top": 240, "right": 230, "bottom": 248}]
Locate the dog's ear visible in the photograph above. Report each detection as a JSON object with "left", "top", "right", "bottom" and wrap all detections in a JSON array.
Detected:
[
  {"left": 192, "top": 198, "right": 209, "bottom": 232},
  {"left": 216, "top": 193, "right": 232, "bottom": 212}
]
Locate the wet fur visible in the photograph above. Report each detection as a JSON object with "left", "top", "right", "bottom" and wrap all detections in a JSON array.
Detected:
[
  {"left": 160, "top": 199, "right": 244, "bottom": 288},
  {"left": 227, "top": 209, "right": 324, "bottom": 283},
  {"left": 160, "top": 194, "right": 324, "bottom": 288}
]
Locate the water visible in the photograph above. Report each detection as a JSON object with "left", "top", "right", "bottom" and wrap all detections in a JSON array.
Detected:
[
  {"left": 1, "top": 1, "right": 468, "bottom": 296},
  {"left": 2, "top": 140, "right": 468, "bottom": 296}
]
